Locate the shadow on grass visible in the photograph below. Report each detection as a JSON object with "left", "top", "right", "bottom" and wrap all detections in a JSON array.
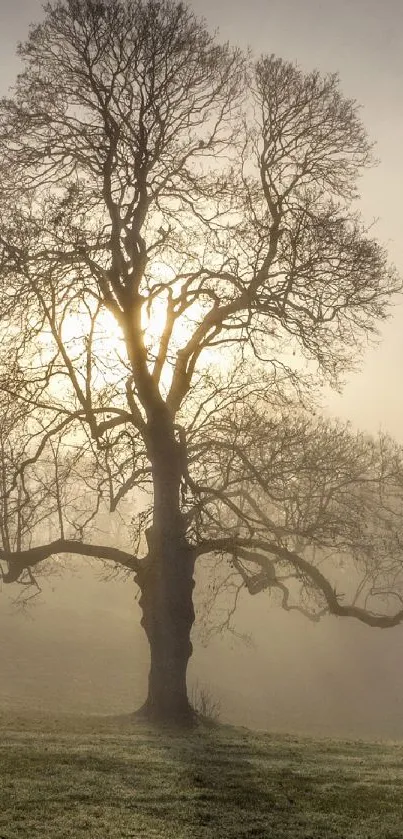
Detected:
[{"left": 1, "top": 713, "right": 403, "bottom": 838}]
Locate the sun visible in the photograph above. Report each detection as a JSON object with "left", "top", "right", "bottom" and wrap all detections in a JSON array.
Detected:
[{"left": 36, "top": 259, "right": 220, "bottom": 397}]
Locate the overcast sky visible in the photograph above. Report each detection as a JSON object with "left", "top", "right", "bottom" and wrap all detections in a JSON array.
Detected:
[{"left": 1, "top": 0, "right": 402, "bottom": 437}]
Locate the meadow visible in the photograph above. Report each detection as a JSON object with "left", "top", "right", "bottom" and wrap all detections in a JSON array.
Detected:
[{"left": 1, "top": 711, "right": 403, "bottom": 838}]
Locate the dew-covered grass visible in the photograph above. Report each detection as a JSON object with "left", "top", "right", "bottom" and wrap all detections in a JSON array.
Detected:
[{"left": 1, "top": 711, "right": 403, "bottom": 837}]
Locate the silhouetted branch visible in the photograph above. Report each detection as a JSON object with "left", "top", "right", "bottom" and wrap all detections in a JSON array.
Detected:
[{"left": 1, "top": 538, "right": 143, "bottom": 584}]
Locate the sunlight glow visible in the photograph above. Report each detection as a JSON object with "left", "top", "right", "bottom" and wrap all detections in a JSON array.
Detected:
[
  {"left": 142, "top": 261, "right": 177, "bottom": 346},
  {"left": 34, "top": 260, "right": 230, "bottom": 400},
  {"left": 61, "top": 308, "right": 124, "bottom": 353}
]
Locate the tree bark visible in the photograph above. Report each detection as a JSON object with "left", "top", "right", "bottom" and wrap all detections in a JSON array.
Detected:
[{"left": 136, "top": 420, "right": 196, "bottom": 725}]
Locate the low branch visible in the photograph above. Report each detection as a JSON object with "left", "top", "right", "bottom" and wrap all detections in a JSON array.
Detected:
[
  {"left": 1, "top": 538, "right": 143, "bottom": 583},
  {"left": 195, "top": 537, "right": 403, "bottom": 628}
]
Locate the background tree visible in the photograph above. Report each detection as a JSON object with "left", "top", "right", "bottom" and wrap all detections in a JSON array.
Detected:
[{"left": 0, "top": 0, "right": 401, "bottom": 724}]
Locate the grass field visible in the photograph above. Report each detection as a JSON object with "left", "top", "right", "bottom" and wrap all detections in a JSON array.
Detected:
[{"left": 1, "top": 712, "right": 403, "bottom": 838}]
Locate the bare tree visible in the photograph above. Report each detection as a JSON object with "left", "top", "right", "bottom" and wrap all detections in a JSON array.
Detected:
[{"left": 0, "top": 0, "right": 401, "bottom": 724}]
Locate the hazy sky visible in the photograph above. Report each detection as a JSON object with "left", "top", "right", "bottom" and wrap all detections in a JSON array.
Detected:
[{"left": 1, "top": 0, "right": 402, "bottom": 437}]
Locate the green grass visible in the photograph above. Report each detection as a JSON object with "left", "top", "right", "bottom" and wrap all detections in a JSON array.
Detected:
[{"left": 1, "top": 712, "right": 403, "bottom": 837}]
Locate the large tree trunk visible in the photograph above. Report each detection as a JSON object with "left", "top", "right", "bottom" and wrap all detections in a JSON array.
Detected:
[{"left": 136, "top": 420, "right": 196, "bottom": 725}]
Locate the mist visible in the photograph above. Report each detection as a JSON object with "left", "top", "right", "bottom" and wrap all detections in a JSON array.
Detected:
[
  {"left": 2, "top": 565, "right": 403, "bottom": 740},
  {"left": 1, "top": 0, "right": 403, "bottom": 743}
]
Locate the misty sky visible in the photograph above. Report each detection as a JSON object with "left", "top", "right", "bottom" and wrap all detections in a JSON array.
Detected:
[{"left": 1, "top": 0, "right": 402, "bottom": 438}]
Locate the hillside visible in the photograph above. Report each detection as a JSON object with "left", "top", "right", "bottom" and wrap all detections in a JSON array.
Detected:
[{"left": 1, "top": 712, "right": 402, "bottom": 838}]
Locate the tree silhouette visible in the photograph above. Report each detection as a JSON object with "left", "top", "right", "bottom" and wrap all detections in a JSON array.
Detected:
[{"left": 0, "top": 0, "right": 401, "bottom": 723}]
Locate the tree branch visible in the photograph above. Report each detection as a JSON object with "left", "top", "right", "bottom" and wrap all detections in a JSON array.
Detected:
[
  {"left": 1, "top": 538, "right": 144, "bottom": 583},
  {"left": 195, "top": 536, "right": 403, "bottom": 629}
]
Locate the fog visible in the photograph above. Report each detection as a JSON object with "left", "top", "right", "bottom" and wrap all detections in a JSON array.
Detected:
[
  {"left": 1, "top": 0, "right": 403, "bottom": 740},
  {"left": 2, "top": 566, "right": 403, "bottom": 740}
]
